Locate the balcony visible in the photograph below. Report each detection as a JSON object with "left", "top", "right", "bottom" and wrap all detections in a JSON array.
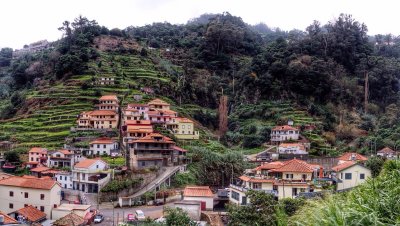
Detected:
[{"left": 229, "top": 184, "right": 278, "bottom": 196}]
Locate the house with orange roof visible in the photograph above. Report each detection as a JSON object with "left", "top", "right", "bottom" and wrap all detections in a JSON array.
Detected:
[
  {"left": 147, "top": 108, "right": 178, "bottom": 124},
  {"left": 28, "top": 147, "right": 48, "bottom": 165},
  {"left": 278, "top": 143, "right": 308, "bottom": 157},
  {"left": 148, "top": 98, "right": 171, "bottom": 110},
  {"left": 89, "top": 137, "right": 119, "bottom": 156},
  {"left": 121, "top": 120, "right": 153, "bottom": 145},
  {"left": 72, "top": 159, "right": 110, "bottom": 193},
  {"left": 337, "top": 152, "right": 368, "bottom": 165},
  {"left": 270, "top": 125, "right": 299, "bottom": 144},
  {"left": 76, "top": 110, "right": 119, "bottom": 130},
  {"left": 0, "top": 176, "right": 61, "bottom": 218},
  {"left": 47, "top": 149, "right": 82, "bottom": 168},
  {"left": 127, "top": 133, "right": 176, "bottom": 169},
  {"left": 76, "top": 111, "right": 93, "bottom": 128},
  {"left": 377, "top": 147, "right": 397, "bottom": 159},
  {"left": 331, "top": 161, "right": 371, "bottom": 190},
  {"left": 122, "top": 103, "right": 149, "bottom": 124},
  {"left": 166, "top": 117, "right": 199, "bottom": 140},
  {"left": 97, "top": 95, "right": 119, "bottom": 112},
  {"left": 0, "top": 210, "right": 18, "bottom": 225},
  {"left": 9, "top": 205, "right": 47, "bottom": 224},
  {"left": 183, "top": 186, "right": 214, "bottom": 210},
  {"left": 230, "top": 159, "right": 323, "bottom": 203}
]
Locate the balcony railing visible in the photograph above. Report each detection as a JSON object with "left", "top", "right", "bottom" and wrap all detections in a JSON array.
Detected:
[{"left": 229, "top": 184, "right": 278, "bottom": 196}]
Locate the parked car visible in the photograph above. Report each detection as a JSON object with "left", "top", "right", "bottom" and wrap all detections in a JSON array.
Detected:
[
  {"left": 94, "top": 215, "right": 104, "bottom": 223},
  {"left": 154, "top": 199, "right": 164, "bottom": 206},
  {"left": 135, "top": 210, "right": 146, "bottom": 221}
]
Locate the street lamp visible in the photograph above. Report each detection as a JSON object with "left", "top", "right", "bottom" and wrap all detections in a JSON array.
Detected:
[{"left": 111, "top": 199, "right": 115, "bottom": 226}]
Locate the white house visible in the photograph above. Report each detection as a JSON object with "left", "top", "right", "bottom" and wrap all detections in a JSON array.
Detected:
[
  {"left": 183, "top": 186, "right": 214, "bottom": 210},
  {"left": 337, "top": 152, "right": 368, "bottom": 165},
  {"left": 0, "top": 176, "right": 61, "bottom": 219},
  {"left": 278, "top": 143, "right": 308, "bottom": 155},
  {"left": 72, "top": 159, "right": 110, "bottom": 193},
  {"left": 89, "top": 137, "right": 119, "bottom": 156},
  {"left": 55, "top": 171, "right": 73, "bottom": 189},
  {"left": 47, "top": 150, "right": 76, "bottom": 168},
  {"left": 271, "top": 125, "right": 299, "bottom": 144},
  {"left": 377, "top": 147, "right": 397, "bottom": 159},
  {"left": 332, "top": 161, "right": 371, "bottom": 191},
  {"left": 51, "top": 203, "right": 91, "bottom": 220}
]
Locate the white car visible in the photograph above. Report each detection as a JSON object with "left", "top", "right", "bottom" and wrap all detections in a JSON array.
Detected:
[
  {"left": 93, "top": 215, "right": 104, "bottom": 223},
  {"left": 135, "top": 210, "right": 146, "bottom": 221}
]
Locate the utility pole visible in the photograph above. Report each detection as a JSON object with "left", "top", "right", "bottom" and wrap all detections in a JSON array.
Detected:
[{"left": 364, "top": 71, "right": 369, "bottom": 114}]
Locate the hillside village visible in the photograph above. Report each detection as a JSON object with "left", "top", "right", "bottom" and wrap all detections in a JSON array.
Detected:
[
  {"left": 1, "top": 11, "right": 400, "bottom": 226},
  {"left": 0, "top": 93, "right": 398, "bottom": 225}
]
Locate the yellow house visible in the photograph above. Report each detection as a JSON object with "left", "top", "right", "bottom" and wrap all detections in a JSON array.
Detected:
[
  {"left": 76, "top": 110, "right": 119, "bottom": 129},
  {"left": 167, "top": 117, "right": 199, "bottom": 140},
  {"left": 148, "top": 98, "right": 170, "bottom": 110},
  {"left": 332, "top": 161, "right": 371, "bottom": 191},
  {"left": 0, "top": 176, "right": 61, "bottom": 219}
]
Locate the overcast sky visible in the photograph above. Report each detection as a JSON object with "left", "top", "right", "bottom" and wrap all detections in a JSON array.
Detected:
[{"left": 1, "top": 0, "right": 398, "bottom": 49}]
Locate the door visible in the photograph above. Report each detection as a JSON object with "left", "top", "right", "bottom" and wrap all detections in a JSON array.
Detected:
[
  {"left": 200, "top": 201, "right": 206, "bottom": 210},
  {"left": 292, "top": 188, "right": 298, "bottom": 197}
]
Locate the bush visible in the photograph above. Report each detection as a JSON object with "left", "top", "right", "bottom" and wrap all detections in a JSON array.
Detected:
[{"left": 242, "top": 135, "right": 264, "bottom": 148}]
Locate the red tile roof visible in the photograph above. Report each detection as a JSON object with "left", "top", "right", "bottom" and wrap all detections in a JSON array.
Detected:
[
  {"left": 255, "top": 161, "right": 285, "bottom": 171},
  {"left": 279, "top": 143, "right": 306, "bottom": 151},
  {"left": 59, "top": 149, "right": 73, "bottom": 155},
  {"left": 332, "top": 161, "right": 358, "bottom": 172},
  {"left": 30, "top": 166, "right": 50, "bottom": 173},
  {"left": 239, "top": 175, "right": 275, "bottom": 183},
  {"left": 127, "top": 103, "right": 148, "bottom": 108},
  {"left": 272, "top": 125, "right": 298, "bottom": 131},
  {"left": 148, "top": 98, "right": 170, "bottom": 106},
  {"left": 378, "top": 147, "right": 395, "bottom": 154},
  {"left": 337, "top": 152, "right": 368, "bottom": 161},
  {"left": 132, "top": 133, "right": 175, "bottom": 144},
  {"left": 125, "top": 120, "right": 152, "bottom": 125},
  {"left": 99, "top": 95, "right": 118, "bottom": 101},
  {"left": 74, "top": 158, "right": 106, "bottom": 169},
  {"left": 173, "top": 146, "right": 187, "bottom": 152},
  {"left": 176, "top": 117, "right": 193, "bottom": 123},
  {"left": 89, "top": 110, "right": 117, "bottom": 116},
  {"left": 183, "top": 186, "right": 213, "bottom": 197},
  {"left": 29, "top": 147, "right": 47, "bottom": 154},
  {"left": 52, "top": 212, "right": 85, "bottom": 226},
  {"left": 16, "top": 205, "right": 46, "bottom": 222},
  {"left": 270, "top": 159, "right": 314, "bottom": 173},
  {"left": 0, "top": 176, "right": 59, "bottom": 190},
  {"left": 0, "top": 211, "right": 18, "bottom": 224},
  {"left": 90, "top": 137, "right": 117, "bottom": 144}
]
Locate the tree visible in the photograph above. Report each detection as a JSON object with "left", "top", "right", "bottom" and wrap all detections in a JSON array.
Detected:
[
  {"left": 5, "top": 151, "right": 20, "bottom": 163},
  {"left": 164, "top": 207, "right": 197, "bottom": 226},
  {"left": 0, "top": 48, "right": 13, "bottom": 67},
  {"left": 227, "top": 190, "right": 278, "bottom": 226},
  {"left": 365, "top": 156, "right": 384, "bottom": 177},
  {"left": 218, "top": 95, "right": 228, "bottom": 137}
]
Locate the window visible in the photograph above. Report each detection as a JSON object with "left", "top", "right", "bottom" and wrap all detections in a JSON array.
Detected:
[
  {"left": 141, "top": 161, "right": 146, "bottom": 167},
  {"left": 345, "top": 173, "right": 352, "bottom": 180},
  {"left": 182, "top": 125, "right": 185, "bottom": 129},
  {"left": 241, "top": 196, "right": 247, "bottom": 205},
  {"left": 40, "top": 194, "right": 45, "bottom": 200},
  {"left": 40, "top": 206, "right": 44, "bottom": 212},
  {"left": 54, "top": 204, "right": 57, "bottom": 208},
  {"left": 96, "top": 165, "right": 99, "bottom": 169},
  {"left": 231, "top": 191, "right": 240, "bottom": 201},
  {"left": 97, "top": 144, "right": 100, "bottom": 148},
  {"left": 286, "top": 174, "right": 293, "bottom": 179},
  {"left": 253, "top": 183, "right": 261, "bottom": 189},
  {"left": 9, "top": 191, "right": 13, "bottom": 197},
  {"left": 31, "top": 157, "right": 33, "bottom": 161},
  {"left": 9, "top": 203, "right": 13, "bottom": 209},
  {"left": 24, "top": 192, "right": 28, "bottom": 198},
  {"left": 103, "top": 145, "right": 106, "bottom": 148},
  {"left": 24, "top": 204, "right": 28, "bottom": 207},
  {"left": 59, "top": 176, "right": 62, "bottom": 180},
  {"left": 360, "top": 173, "right": 365, "bottom": 179},
  {"left": 64, "top": 176, "right": 67, "bottom": 180}
]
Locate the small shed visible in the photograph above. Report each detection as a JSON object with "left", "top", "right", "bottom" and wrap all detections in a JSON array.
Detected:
[{"left": 183, "top": 186, "right": 214, "bottom": 210}]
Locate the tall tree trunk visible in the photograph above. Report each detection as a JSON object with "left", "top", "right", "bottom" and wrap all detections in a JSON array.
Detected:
[{"left": 218, "top": 94, "right": 228, "bottom": 138}]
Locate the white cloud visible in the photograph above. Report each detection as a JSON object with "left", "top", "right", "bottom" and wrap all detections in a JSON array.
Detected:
[{"left": 0, "top": 0, "right": 397, "bottom": 49}]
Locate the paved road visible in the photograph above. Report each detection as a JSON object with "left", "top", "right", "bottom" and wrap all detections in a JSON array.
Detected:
[{"left": 97, "top": 204, "right": 173, "bottom": 225}]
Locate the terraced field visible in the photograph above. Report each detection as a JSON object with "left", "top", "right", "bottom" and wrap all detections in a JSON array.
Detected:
[{"left": 0, "top": 51, "right": 174, "bottom": 151}]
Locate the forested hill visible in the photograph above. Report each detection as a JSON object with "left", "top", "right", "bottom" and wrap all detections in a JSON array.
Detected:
[{"left": 1, "top": 13, "right": 400, "bottom": 153}]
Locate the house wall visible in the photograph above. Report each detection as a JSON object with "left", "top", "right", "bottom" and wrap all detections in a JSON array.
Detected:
[
  {"left": 183, "top": 196, "right": 213, "bottom": 210},
  {"left": 229, "top": 187, "right": 248, "bottom": 206},
  {"left": 93, "top": 118, "right": 118, "bottom": 129},
  {"left": 271, "top": 130, "right": 299, "bottom": 142},
  {"left": 282, "top": 172, "right": 312, "bottom": 181},
  {"left": 337, "top": 165, "right": 371, "bottom": 190},
  {"left": 0, "top": 184, "right": 61, "bottom": 218},
  {"left": 90, "top": 142, "right": 119, "bottom": 155},
  {"left": 277, "top": 184, "right": 308, "bottom": 199},
  {"left": 174, "top": 203, "right": 201, "bottom": 221},
  {"left": 29, "top": 152, "right": 46, "bottom": 163},
  {"left": 55, "top": 173, "right": 73, "bottom": 189}
]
